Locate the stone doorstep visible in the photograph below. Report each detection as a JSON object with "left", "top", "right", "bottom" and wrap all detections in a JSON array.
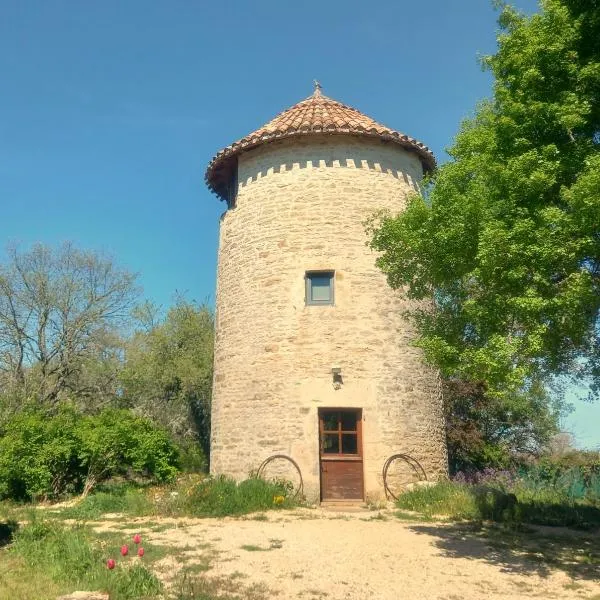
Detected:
[{"left": 319, "top": 500, "right": 368, "bottom": 512}]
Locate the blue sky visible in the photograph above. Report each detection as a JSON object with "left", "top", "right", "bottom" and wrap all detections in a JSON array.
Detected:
[{"left": 1, "top": 0, "right": 598, "bottom": 449}]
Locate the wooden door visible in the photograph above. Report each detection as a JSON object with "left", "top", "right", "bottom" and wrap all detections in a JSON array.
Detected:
[{"left": 319, "top": 409, "right": 364, "bottom": 501}]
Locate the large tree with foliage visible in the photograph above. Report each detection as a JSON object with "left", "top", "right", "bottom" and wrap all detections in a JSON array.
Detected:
[
  {"left": 371, "top": 0, "right": 600, "bottom": 463},
  {"left": 0, "top": 243, "right": 138, "bottom": 413},
  {"left": 120, "top": 299, "right": 214, "bottom": 461}
]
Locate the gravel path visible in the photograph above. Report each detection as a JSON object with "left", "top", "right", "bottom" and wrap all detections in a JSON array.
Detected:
[{"left": 94, "top": 508, "right": 600, "bottom": 599}]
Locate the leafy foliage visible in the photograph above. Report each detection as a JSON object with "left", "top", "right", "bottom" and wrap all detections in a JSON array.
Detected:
[
  {"left": 0, "top": 243, "right": 138, "bottom": 408},
  {"left": 0, "top": 408, "right": 179, "bottom": 501},
  {"left": 59, "top": 475, "right": 297, "bottom": 520},
  {"left": 398, "top": 464, "right": 600, "bottom": 529},
  {"left": 76, "top": 408, "right": 180, "bottom": 495},
  {"left": 0, "top": 244, "right": 214, "bottom": 485},
  {"left": 371, "top": 0, "right": 600, "bottom": 394},
  {"left": 444, "top": 378, "right": 563, "bottom": 472},
  {"left": 370, "top": 0, "right": 600, "bottom": 463},
  {"left": 121, "top": 299, "right": 214, "bottom": 460}
]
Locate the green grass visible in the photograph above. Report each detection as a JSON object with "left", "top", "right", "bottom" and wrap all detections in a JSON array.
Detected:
[
  {"left": 396, "top": 481, "right": 600, "bottom": 529},
  {"left": 394, "top": 510, "right": 434, "bottom": 522},
  {"left": 178, "top": 476, "right": 297, "bottom": 518},
  {"left": 60, "top": 484, "right": 154, "bottom": 520},
  {"left": 3, "top": 516, "right": 163, "bottom": 600},
  {"left": 173, "top": 571, "right": 271, "bottom": 600},
  {"left": 0, "top": 475, "right": 299, "bottom": 599},
  {"left": 240, "top": 544, "right": 264, "bottom": 552},
  {"left": 396, "top": 482, "right": 481, "bottom": 520},
  {"left": 240, "top": 538, "right": 283, "bottom": 552},
  {"left": 57, "top": 475, "right": 298, "bottom": 521}
]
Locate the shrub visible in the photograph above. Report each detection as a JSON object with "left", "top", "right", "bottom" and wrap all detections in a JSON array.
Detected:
[
  {"left": 0, "top": 410, "right": 81, "bottom": 500},
  {"left": 398, "top": 475, "right": 600, "bottom": 529},
  {"left": 77, "top": 408, "right": 180, "bottom": 495},
  {"left": 61, "top": 475, "right": 298, "bottom": 520},
  {"left": 180, "top": 475, "right": 296, "bottom": 517},
  {"left": 176, "top": 439, "right": 208, "bottom": 473},
  {"left": 0, "top": 407, "right": 180, "bottom": 501},
  {"left": 396, "top": 482, "right": 480, "bottom": 520}
]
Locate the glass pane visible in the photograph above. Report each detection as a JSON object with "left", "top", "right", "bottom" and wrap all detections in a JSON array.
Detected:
[
  {"left": 322, "top": 433, "right": 339, "bottom": 454},
  {"left": 322, "top": 412, "right": 338, "bottom": 431},
  {"left": 341, "top": 434, "right": 358, "bottom": 454},
  {"left": 341, "top": 412, "right": 357, "bottom": 432},
  {"left": 310, "top": 275, "right": 331, "bottom": 302}
]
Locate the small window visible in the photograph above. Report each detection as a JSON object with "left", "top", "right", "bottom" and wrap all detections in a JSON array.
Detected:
[
  {"left": 306, "top": 271, "right": 334, "bottom": 305},
  {"left": 319, "top": 409, "right": 361, "bottom": 456}
]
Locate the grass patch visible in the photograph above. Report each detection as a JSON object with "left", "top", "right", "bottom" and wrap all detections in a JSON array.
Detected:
[
  {"left": 396, "top": 481, "right": 600, "bottom": 529},
  {"left": 60, "top": 484, "right": 154, "bottom": 520},
  {"left": 360, "top": 512, "right": 389, "bottom": 522},
  {"left": 173, "top": 572, "right": 271, "bottom": 600},
  {"left": 394, "top": 510, "right": 434, "bottom": 522},
  {"left": 176, "top": 476, "right": 297, "bottom": 518},
  {"left": 0, "top": 554, "right": 60, "bottom": 600},
  {"left": 249, "top": 513, "right": 268, "bottom": 521},
  {"left": 56, "top": 475, "right": 298, "bottom": 521},
  {"left": 3, "top": 516, "right": 163, "bottom": 600},
  {"left": 396, "top": 482, "right": 481, "bottom": 520},
  {"left": 240, "top": 544, "right": 264, "bottom": 552},
  {"left": 241, "top": 538, "right": 283, "bottom": 552}
]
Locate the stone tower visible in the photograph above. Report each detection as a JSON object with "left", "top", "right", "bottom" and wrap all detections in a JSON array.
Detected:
[{"left": 205, "top": 85, "right": 447, "bottom": 502}]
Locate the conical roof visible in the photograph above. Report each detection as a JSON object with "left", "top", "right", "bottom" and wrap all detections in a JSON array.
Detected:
[{"left": 205, "top": 85, "right": 436, "bottom": 201}]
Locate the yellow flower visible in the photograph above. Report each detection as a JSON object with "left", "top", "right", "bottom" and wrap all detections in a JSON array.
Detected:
[{"left": 272, "top": 495, "right": 285, "bottom": 505}]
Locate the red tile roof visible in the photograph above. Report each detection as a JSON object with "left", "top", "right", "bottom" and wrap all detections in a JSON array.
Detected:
[{"left": 205, "top": 86, "right": 436, "bottom": 201}]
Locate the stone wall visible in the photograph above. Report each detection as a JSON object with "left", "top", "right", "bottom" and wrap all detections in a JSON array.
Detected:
[{"left": 210, "top": 134, "right": 448, "bottom": 502}]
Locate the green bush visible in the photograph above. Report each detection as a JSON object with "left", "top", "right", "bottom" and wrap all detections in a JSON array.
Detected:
[
  {"left": 61, "top": 475, "right": 297, "bottom": 520},
  {"left": 396, "top": 482, "right": 480, "bottom": 520},
  {"left": 179, "top": 475, "right": 295, "bottom": 517},
  {"left": 77, "top": 408, "right": 179, "bottom": 494},
  {"left": 176, "top": 439, "right": 208, "bottom": 473},
  {"left": 0, "top": 410, "right": 81, "bottom": 500},
  {"left": 524, "top": 452, "right": 600, "bottom": 501},
  {"left": 397, "top": 479, "right": 600, "bottom": 529},
  {"left": 0, "top": 407, "right": 180, "bottom": 501}
]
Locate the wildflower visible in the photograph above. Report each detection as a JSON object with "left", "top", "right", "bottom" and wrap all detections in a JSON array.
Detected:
[
  {"left": 106, "top": 559, "right": 116, "bottom": 570},
  {"left": 133, "top": 533, "right": 142, "bottom": 545},
  {"left": 121, "top": 544, "right": 129, "bottom": 556},
  {"left": 273, "top": 495, "right": 285, "bottom": 505},
  {"left": 137, "top": 547, "right": 145, "bottom": 557}
]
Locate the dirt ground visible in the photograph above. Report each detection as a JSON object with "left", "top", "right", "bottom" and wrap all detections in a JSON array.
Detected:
[{"left": 93, "top": 508, "right": 600, "bottom": 600}]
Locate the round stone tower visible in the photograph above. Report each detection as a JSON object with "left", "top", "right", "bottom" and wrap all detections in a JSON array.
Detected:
[{"left": 205, "top": 85, "right": 447, "bottom": 502}]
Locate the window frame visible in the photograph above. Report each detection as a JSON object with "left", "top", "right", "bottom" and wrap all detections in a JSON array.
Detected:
[
  {"left": 319, "top": 409, "right": 362, "bottom": 458},
  {"left": 305, "top": 270, "right": 335, "bottom": 306}
]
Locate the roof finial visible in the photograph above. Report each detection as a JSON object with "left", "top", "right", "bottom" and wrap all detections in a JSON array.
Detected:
[{"left": 313, "top": 79, "right": 322, "bottom": 96}]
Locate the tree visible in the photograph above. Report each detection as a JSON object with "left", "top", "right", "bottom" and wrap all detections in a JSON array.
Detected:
[
  {"left": 370, "top": 1, "right": 600, "bottom": 462},
  {"left": 443, "top": 378, "right": 563, "bottom": 472},
  {"left": 0, "top": 243, "right": 138, "bottom": 409},
  {"left": 120, "top": 299, "right": 214, "bottom": 462}
]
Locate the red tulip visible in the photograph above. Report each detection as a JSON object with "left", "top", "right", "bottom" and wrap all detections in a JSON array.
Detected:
[
  {"left": 133, "top": 534, "right": 142, "bottom": 545},
  {"left": 137, "top": 547, "right": 145, "bottom": 557},
  {"left": 120, "top": 545, "right": 129, "bottom": 556},
  {"left": 106, "top": 559, "right": 116, "bottom": 570}
]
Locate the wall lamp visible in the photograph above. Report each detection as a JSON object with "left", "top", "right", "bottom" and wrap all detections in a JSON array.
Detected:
[{"left": 331, "top": 366, "right": 343, "bottom": 389}]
